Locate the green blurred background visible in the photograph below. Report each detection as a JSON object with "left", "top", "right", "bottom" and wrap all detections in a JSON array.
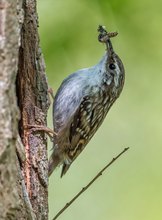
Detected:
[{"left": 38, "top": 0, "right": 162, "bottom": 219}]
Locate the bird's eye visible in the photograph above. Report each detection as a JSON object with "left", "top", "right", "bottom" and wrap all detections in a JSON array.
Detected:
[{"left": 109, "top": 63, "right": 116, "bottom": 70}]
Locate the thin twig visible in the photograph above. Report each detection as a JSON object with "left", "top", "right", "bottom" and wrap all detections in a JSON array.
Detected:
[{"left": 52, "top": 147, "right": 129, "bottom": 220}]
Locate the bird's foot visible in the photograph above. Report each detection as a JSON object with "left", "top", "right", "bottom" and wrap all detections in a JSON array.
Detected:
[
  {"left": 48, "top": 87, "right": 55, "bottom": 100},
  {"left": 25, "top": 124, "right": 57, "bottom": 142}
]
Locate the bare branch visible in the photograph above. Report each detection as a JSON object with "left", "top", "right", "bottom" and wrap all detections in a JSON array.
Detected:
[{"left": 53, "top": 147, "right": 129, "bottom": 220}]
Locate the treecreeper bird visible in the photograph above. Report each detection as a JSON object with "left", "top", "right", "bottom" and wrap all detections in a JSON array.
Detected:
[{"left": 48, "top": 25, "right": 125, "bottom": 177}]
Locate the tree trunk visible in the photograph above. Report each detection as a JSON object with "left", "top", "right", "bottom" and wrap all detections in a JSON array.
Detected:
[
  {"left": 0, "top": 1, "right": 20, "bottom": 219},
  {"left": 0, "top": 0, "right": 49, "bottom": 219}
]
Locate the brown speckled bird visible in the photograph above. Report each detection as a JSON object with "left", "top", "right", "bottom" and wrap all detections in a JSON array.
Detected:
[{"left": 48, "top": 25, "right": 125, "bottom": 177}]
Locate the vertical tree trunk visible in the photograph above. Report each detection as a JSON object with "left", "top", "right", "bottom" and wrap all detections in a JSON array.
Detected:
[
  {"left": 0, "top": 0, "right": 20, "bottom": 219},
  {"left": 0, "top": 0, "right": 49, "bottom": 219}
]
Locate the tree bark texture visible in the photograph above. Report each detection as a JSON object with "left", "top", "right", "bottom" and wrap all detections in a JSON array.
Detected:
[
  {"left": 16, "top": 0, "right": 50, "bottom": 219},
  {"left": 0, "top": 0, "right": 20, "bottom": 219},
  {"left": 0, "top": 0, "right": 50, "bottom": 219}
]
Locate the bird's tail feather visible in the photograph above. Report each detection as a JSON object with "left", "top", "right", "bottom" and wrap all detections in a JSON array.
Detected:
[
  {"left": 48, "top": 154, "right": 61, "bottom": 177},
  {"left": 60, "top": 163, "right": 70, "bottom": 178}
]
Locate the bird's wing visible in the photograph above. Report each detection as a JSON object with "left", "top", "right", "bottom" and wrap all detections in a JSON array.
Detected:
[
  {"left": 60, "top": 95, "right": 94, "bottom": 177},
  {"left": 68, "top": 92, "right": 106, "bottom": 160},
  {"left": 60, "top": 92, "right": 106, "bottom": 177}
]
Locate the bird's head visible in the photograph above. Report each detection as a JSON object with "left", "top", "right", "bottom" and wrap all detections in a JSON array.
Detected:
[{"left": 98, "top": 25, "right": 125, "bottom": 91}]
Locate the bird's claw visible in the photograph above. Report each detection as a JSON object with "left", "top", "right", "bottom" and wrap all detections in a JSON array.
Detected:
[{"left": 25, "top": 124, "right": 57, "bottom": 142}]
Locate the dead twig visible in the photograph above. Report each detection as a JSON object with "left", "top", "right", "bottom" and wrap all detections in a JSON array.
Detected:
[{"left": 52, "top": 147, "right": 129, "bottom": 220}]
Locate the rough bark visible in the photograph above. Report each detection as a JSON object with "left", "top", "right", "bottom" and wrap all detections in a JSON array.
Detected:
[
  {"left": 0, "top": 0, "right": 20, "bottom": 219},
  {"left": 0, "top": 0, "right": 49, "bottom": 219},
  {"left": 16, "top": 0, "right": 50, "bottom": 219}
]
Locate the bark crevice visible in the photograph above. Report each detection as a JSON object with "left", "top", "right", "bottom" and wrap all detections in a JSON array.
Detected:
[{"left": 0, "top": 0, "right": 49, "bottom": 219}]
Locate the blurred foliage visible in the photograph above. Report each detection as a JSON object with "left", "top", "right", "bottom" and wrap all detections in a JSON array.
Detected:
[{"left": 37, "top": 0, "right": 162, "bottom": 219}]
